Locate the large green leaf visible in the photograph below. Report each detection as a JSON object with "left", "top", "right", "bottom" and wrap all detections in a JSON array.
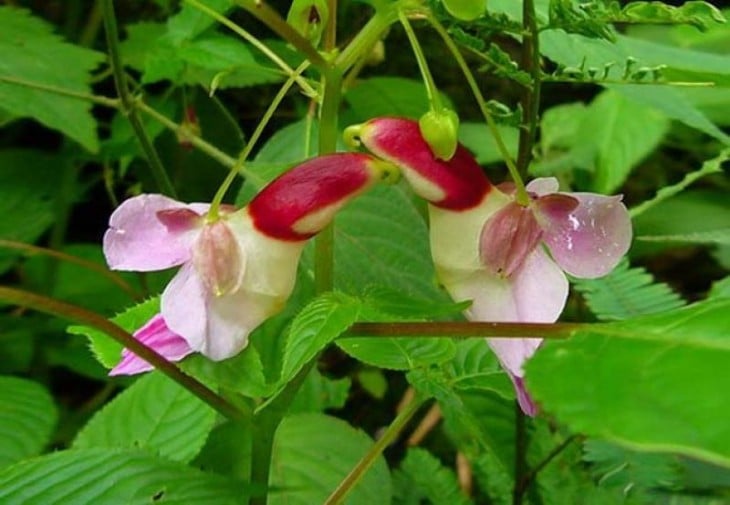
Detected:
[
  {"left": 278, "top": 292, "right": 361, "bottom": 386},
  {"left": 539, "top": 29, "right": 730, "bottom": 144},
  {"left": 0, "top": 448, "right": 243, "bottom": 504},
  {"left": 270, "top": 413, "right": 391, "bottom": 505},
  {"left": 526, "top": 298, "right": 730, "bottom": 467},
  {"left": 0, "top": 150, "right": 67, "bottom": 274},
  {"left": 338, "top": 337, "right": 456, "bottom": 370},
  {"left": 288, "top": 367, "right": 351, "bottom": 414},
  {"left": 458, "top": 123, "right": 519, "bottom": 165},
  {"left": 0, "top": 7, "right": 103, "bottom": 151},
  {"left": 73, "top": 372, "right": 216, "bottom": 463},
  {"left": 0, "top": 377, "right": 57, "bottom": 468}
]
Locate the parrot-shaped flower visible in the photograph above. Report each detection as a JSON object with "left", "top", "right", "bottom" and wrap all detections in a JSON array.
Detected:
[
  {"left": 349, "top": 117, "right": 632, "bottom": 415},
  {"left": 104, "top": 153, "right": 394, "bottom": 375}
]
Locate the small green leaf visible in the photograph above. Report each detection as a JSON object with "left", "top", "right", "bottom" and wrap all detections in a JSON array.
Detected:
[
  {"left": 0, "top": 448, "right": 243, "bottom": 504},
  {"left": 0, "top": 7, "right": 104, "bottom": 151},
  {"left": 68, "top": 297, "right": 160, "bottom": 370},
  {"left": 572, "top": 259, "right": 685, "bottom": 321},
  {"left": 0, "top": 377, "right": 57, "bottom": 468},
  {"left": 279, "top": 292, "right": 361, "bottom": 386},
  {"left": 73, "top": 372, "right": 216, "bottom": 463},
  {"left": 288, "top": 367, "right": 351, "bottom": 414},
  {"left": 393, "top": 448, "right": 473, "bottom": 505},
  {"left": 526, "top": 298, "right": 730, "bottom": 467},
  {"left": 270, "top": 413, "right": 391, "bottom": 505}
]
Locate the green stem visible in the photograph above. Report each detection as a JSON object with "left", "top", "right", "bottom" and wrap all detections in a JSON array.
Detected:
[
  {"left": 426, "top": 16, "right": 529, "bottom": 205},
  {"left": 102, "top": 0, "right": 177, "bottom": 197},
  {"left": 399, "top": 12, "right": 441, "bottom": 111},
  {"left": 347, "top": 321, "right": 578, "bottom": 339},
  {"left": 512, "top": 405, "right": 528, "bottom": 505},
  {"left": 209, "top": 62, "right": 311, "bottom": 219},
  {"left": 79, "top": 0, "right": 104, "bottom": 47},
  {"left": 184, "top": 0, "right": 318, "bottom": 97},
  {"left": 0, "top": 75, "right": 120, "bottom": 107},
  {"left": 233, "top": 0, "right": 329, "bottom": 69},
  {"left": 0, "top": 287, "right": 245, "bottom": 421},
  {"left": 314, "top": 69, "right": 343, "bottom": 294},
  {"left": 336, "top": 8, "right": 397, "bottom": 72},
  {"left": 325, "top": 396, "right": 426, "bottom": 505},
  {"left": 515, "top": 0, "right": 541, "bottom": 181}
]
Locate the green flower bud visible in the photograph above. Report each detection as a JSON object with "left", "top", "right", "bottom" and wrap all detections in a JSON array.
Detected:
[
  {"left": 286, "top": 0, "right": 329, "bottom": 47},
  {"left": 419, "top": 109, "right": 460, "bottom": 161},
  {"left": 441, "top": 0, "right": 485, "bottom": 21}
]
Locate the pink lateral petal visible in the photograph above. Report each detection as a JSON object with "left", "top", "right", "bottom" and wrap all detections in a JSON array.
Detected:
[
  {"left": 538, "top": 193, "right": 632, "bottom": 278},
  {"left": 510, "top": 374, "right": 538, "bottom": 417},
  {"left": 161, "top": 262, "right": 209, "bottom": 353},
  {"left": 526, "top": 177, "right": 560, "bottom": 196},
  {"left": 103, "top": 194, "right": 201, "bottom": 271},
  {"left": 109, "top": 313, "right": 194, "bottom": 376},
  {"left": 192, "top": 221, "right": 246, "bottom": 297}
]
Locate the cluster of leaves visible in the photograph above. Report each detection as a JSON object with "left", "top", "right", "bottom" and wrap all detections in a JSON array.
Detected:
[{"left": 1, "top": 0, "right": 729, "bottom": 504}]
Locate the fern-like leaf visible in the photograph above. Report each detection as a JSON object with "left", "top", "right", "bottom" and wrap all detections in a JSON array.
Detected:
[
  {"left": 393, "top": 448, "right": 473, "bottom": 505},
  {"left": 572, "top": 259, "right": 685, "bottom": 321}
]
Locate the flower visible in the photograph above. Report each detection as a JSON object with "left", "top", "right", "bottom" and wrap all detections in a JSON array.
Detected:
[
  {"left": 104, "top": 153, "right": 393, "bottom": 374},
  {"left": 352, "top": 117, "right": 632, "bottom": 415}
]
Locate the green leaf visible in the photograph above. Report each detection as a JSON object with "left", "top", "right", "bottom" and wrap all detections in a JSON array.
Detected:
[
  {"left": 393, "top": 448, "right": 473, "bottom": 505},
  {"left": 288, "top": 367, "right": 351, "bottom": 414},
  {"left": 0, "top": 448, "right": 243, "bottom": 504},
  {"left": 575, "top": 90, "right": 669, "bottom": 193},
  {"left": 344, "top": 77, "right": 453, "bottom": 121},
  {"left": 632, "top": 189, "right": 730, "bottom": 257},
  {"left": 279, "top": 292, "right": 361, "bottom": 386},
  {"left": 73, "top": 372, "right": 216, "bottom": 463},
  {"left": 444, "top": 340, "right": 513, "bottom": 398},
  {"left": 270, "top": 413, "right": 391, "bottom": 505},
  {"left": 120, "top": 22, "right": 167, "bottom": 71},
  {"left": 458, "top": 122, "right": 519, "bottom": 165},
  {"left": 618, "top": 1, "right": 726, "bottom": 31},
  {"left": 0, "top": 7, "right": 104, "bottom": 151},
  {"left": 0, "top": 377, "right": 57, "bottom": 468},
  {"left": 572, "top": 259, "right": 686, "bottom": 321},
  {"left": 0, "top": 150, "right": 67, "bottom": 273},
  {"left": 68, "top": 297, "right": 160, "bottom": 370},
  {"left": 338, "top": 337, "right": 456, "bottom": 370},
  {"left": 526, "top": 298, "right": 730, "bottom": 467}
]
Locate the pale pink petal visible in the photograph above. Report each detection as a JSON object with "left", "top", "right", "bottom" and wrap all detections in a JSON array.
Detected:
[
  {"left": 109, "top": 314, "right": 194, "bottom": 375},
  {"left": 161, "top": 262, "right": 209, "bottom": 353},
  {"left": 192, "top": 221, "right": 246, "bottom": 297},
  {"left": 526, "top": 177, "right": 559, "bottom": 196},
  {"left": 538, "top": 193, "right": 632, "bottom": 278},
  {"left": 480, "top": 202, "right": 543, "bottom": 277},
  {"left": 103, "top": 194, "right": 202, "bottom": 271}
]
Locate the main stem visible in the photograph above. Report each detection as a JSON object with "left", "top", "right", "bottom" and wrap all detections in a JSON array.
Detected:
[
  {"left": 516, "top": 0, "right": 541, "bottom": 176},
  {"left": 101, "top": 0, "right": 177, "bottom": 198}
]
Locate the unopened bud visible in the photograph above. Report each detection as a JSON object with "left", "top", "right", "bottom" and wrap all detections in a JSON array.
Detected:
[
  {"left": 286, "top": 0, "right": 329, "bottom": 47},
  {"left": 441, "top": 0, "right": 484, "bottom": 21},
  {"left": 419, "top": 108, "right": 460, "bottom": 161}
]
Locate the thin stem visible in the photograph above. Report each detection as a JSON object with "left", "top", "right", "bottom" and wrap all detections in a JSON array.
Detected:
[
  {"left": 0, "top": 287, "right": 245, "bottom": 421},
  {"left": 516, "top": 0, "right": 541, "bottom": 181},
  {"left": 347, "top": 321, "right": 578, "bottom": 339},
  {"left": 0, "top": 240, "right": 140, "bottom": 301},
  {"left": 209, "top": 62, "right": 310, "bottom": 219},
  {"left": 314, "top": 69, "right": 343, "bottom": 293},
  {"left": 102, "top": 0, "right": 177, "bottom": 197},
  {"left": 512, "top": 405, "right": 528, "bottom": 505},
  {"left": 399, "top": 12, "right": 441, "bottom": 110},
  {"left": 324, "top": 0, "right": 337, "bottom": 51},
  {"left": 0, "top": 75, "right": 119, "bottom": 107},
  {"left": 426, "top": 16, "right": 529, "bottom": 205},
  {"left": 136, "top": 101, "right": 238, "bottom": 169},
  {"left": 325, "top": 396, "right": 426, "bottom": 505},
  {"left": 233, "top": 0, "right": 329, "bottom": 69},
  {"left": 79, "top": 0, "right": 104, "bottom": 47},
  {"left": 184, "top": 0, "right": 318, "bottom": 97},
  {"left": 518, "top": 435, "right": 579, "bottom": 493}
]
